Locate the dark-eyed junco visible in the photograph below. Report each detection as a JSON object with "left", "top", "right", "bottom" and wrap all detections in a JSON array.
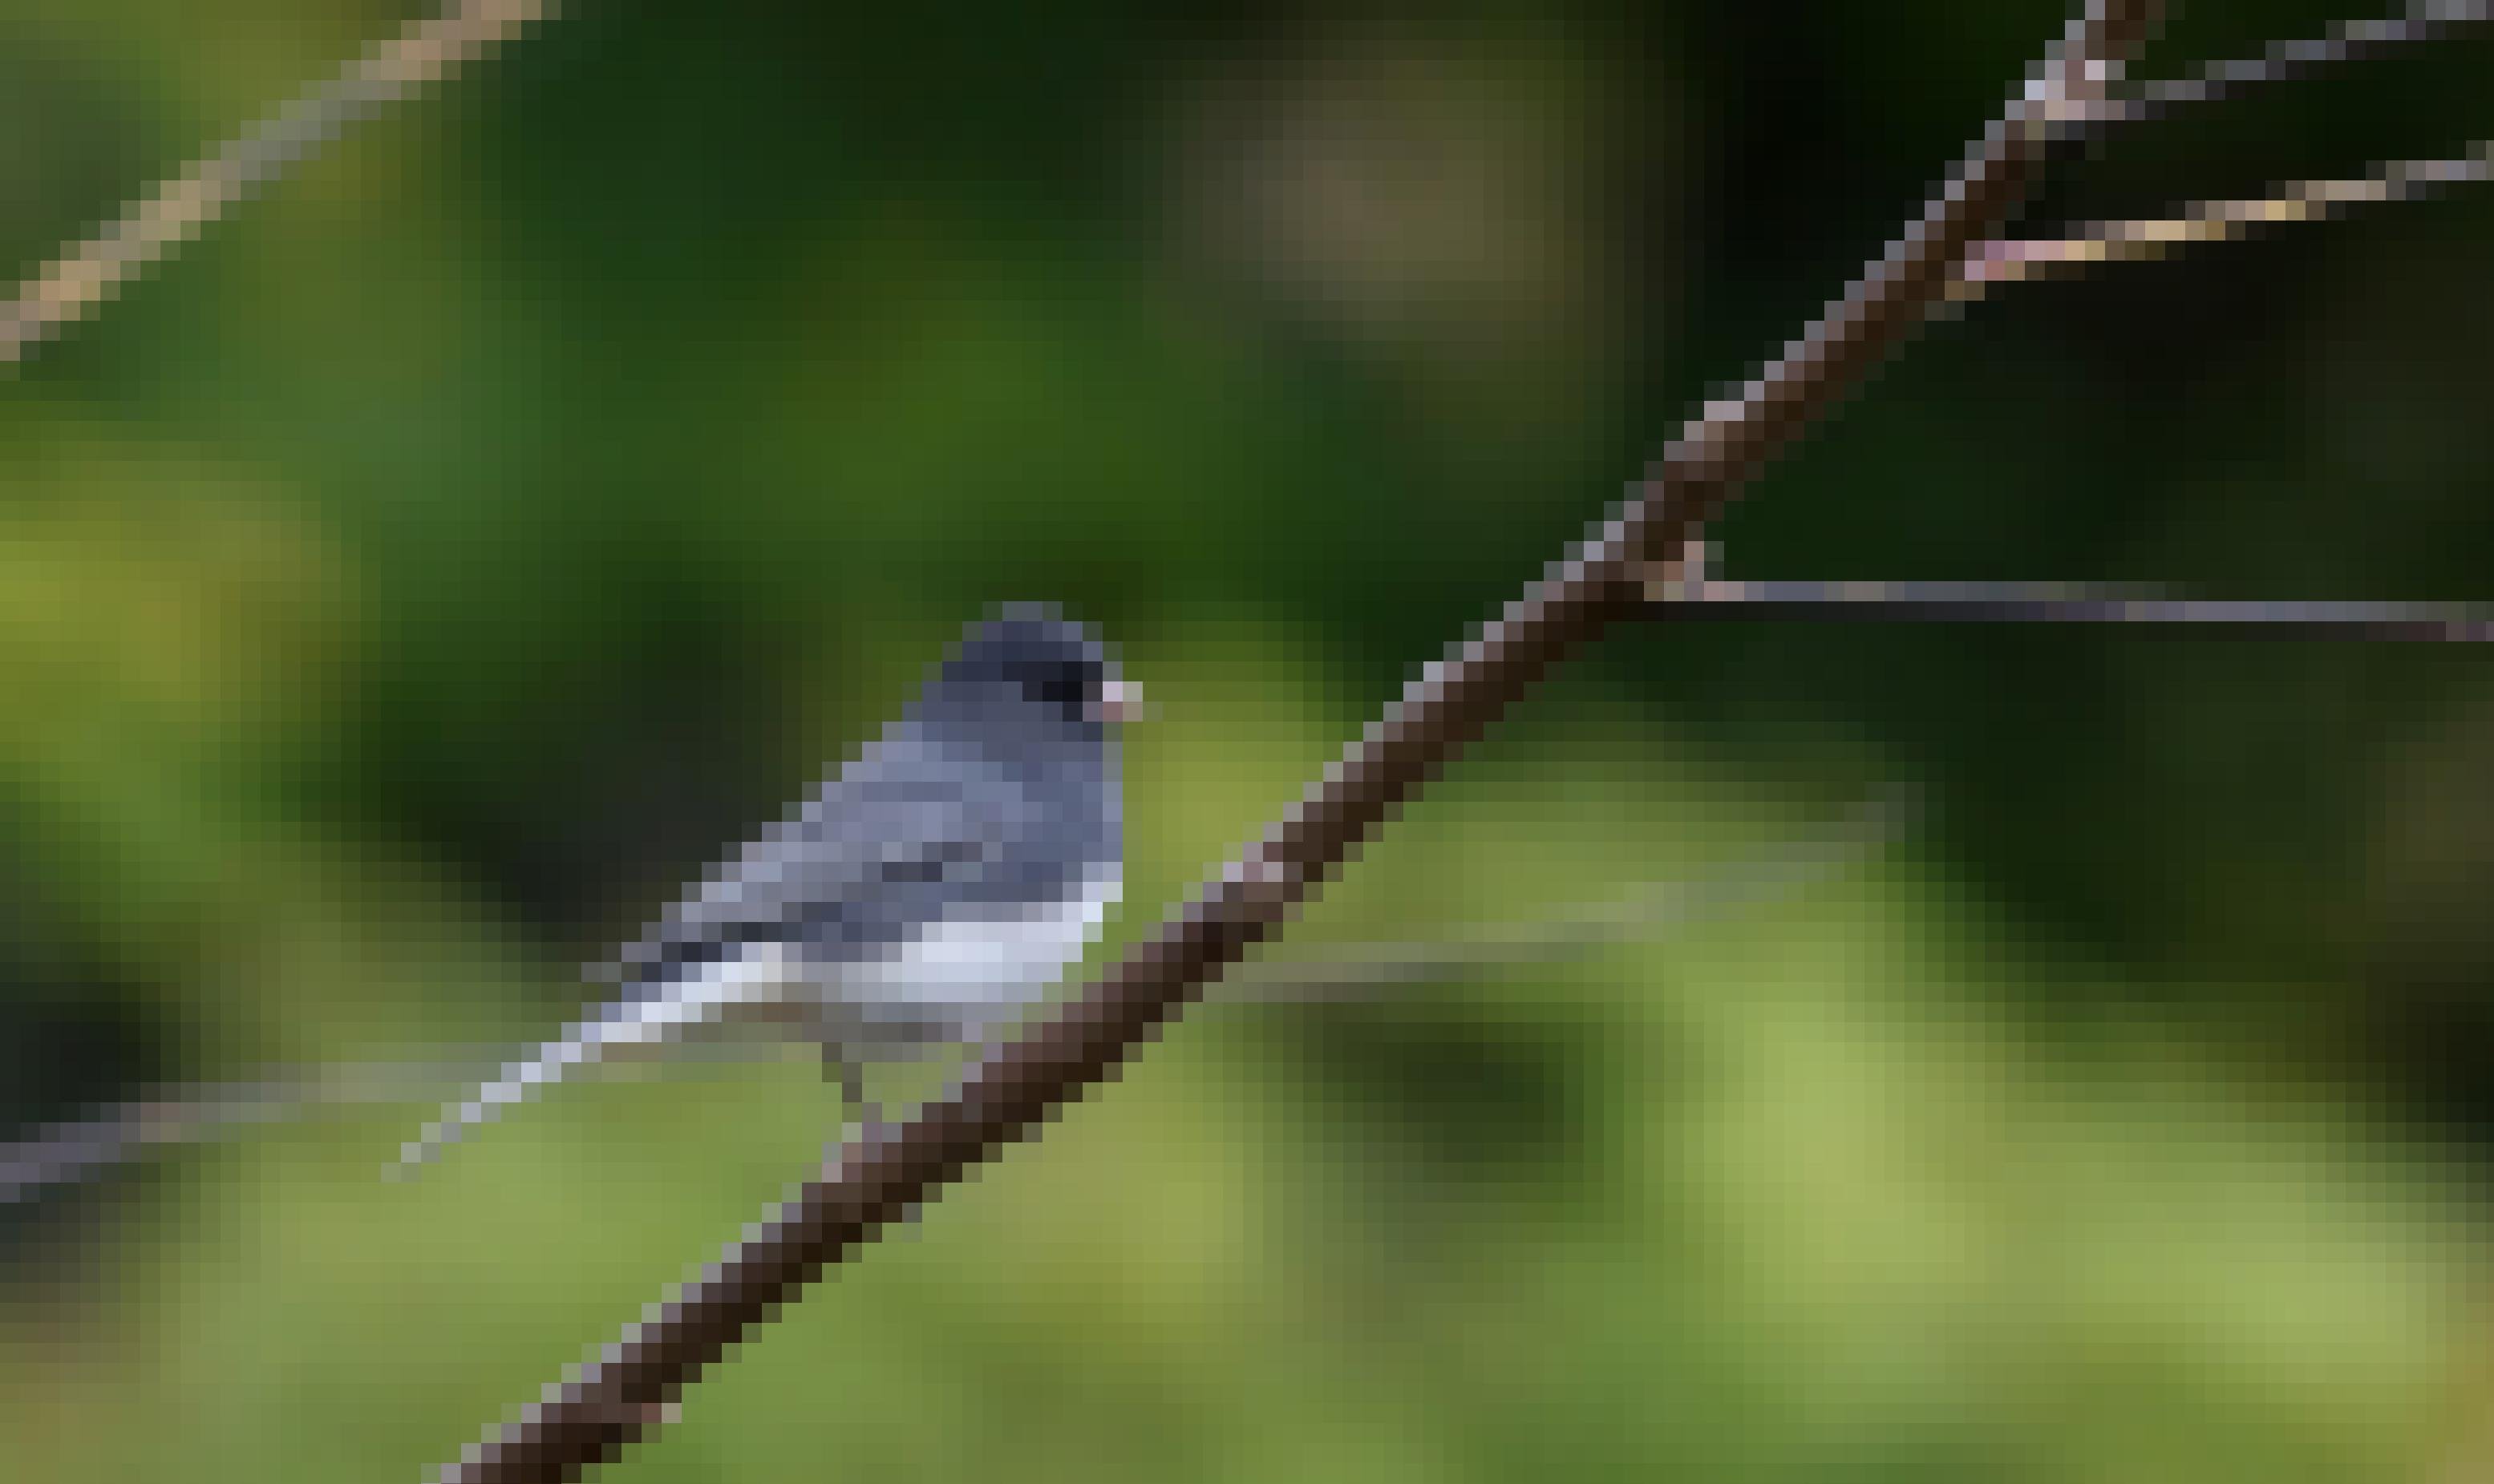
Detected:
[{"left": 396, "top": 605, "right": 1137, "bottom": 1171}]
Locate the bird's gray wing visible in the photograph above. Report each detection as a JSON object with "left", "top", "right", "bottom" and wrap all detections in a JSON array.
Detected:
[{"left": 601, "top": 738, "right": 1020, "bottom": 988}]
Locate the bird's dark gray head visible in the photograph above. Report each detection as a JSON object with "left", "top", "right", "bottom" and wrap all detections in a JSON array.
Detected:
[{"left": 915, "top": 605, "right": 1138, "bottom": 764}]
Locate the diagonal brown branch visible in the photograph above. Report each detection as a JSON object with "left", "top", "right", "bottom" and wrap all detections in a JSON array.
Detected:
[
  {"left": 1, "top": 0, "right": 552, "bottom": 369},
  {"left": 429, "top": 6, "right": 2161, "bottom": 1482}
]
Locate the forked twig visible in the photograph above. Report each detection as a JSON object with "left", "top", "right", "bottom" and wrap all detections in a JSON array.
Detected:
[
  {"left": 2065, "top": 2, "right": 2491, "bottom": 133},
  {"left": 1953, "top": 4, "right": 2493, "bottom": 295}
]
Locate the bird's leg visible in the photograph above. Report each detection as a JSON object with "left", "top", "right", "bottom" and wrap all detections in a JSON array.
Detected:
[
  {"left": 816, "top": 1041, "right": 889, "bottom": 1172},
  {"left": 820, "top": 1044, "right": 867, "bottom": 1122}
]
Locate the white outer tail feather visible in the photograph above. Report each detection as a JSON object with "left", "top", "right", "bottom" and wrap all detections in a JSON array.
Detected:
[{"left": 391, "top": 946, "right": 801, "bottom": 1175}]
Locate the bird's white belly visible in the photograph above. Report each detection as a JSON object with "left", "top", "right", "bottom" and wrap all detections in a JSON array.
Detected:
[{"left": 832, "top": 867, "right": 1121, "bottom": 1029}]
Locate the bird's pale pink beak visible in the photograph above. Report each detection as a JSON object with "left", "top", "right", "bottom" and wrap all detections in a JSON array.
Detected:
[{"left": 1092, "top": 677, "right": 1148, "bottom": 725}]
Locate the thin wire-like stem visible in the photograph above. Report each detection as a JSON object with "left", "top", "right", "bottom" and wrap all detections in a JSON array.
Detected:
[
  {"left": 431, "top": 8, "right": 2160, "bottom": 1482},
  {"left": 2, "top": 1062, "right": 479, "bottom": 1204},
  {"left": 1957, "top": 141, "right": 2494, "bottom": 300},
  {"left": 1659, "top": 577, "right": 2494, "bottom": 642},
  {"left": 2067, "top": 2, "right": 2491, "bottom": 134},
  {"left": 1, "top": 1050, "right": 820, "bottom": 1206},
  {"left": 0, "top": 793, "right": 1911, "bottom": 1206},
  {"left": 1, "top": 0, "right": 552, "bottom": 368},
  {"left": 1222, "top": 790, "right": 1917, "bottom": 997}
]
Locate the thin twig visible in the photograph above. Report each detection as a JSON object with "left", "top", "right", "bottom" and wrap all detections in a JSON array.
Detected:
[
  {"left": 1, "top": 1062, "right": 480, "bottom": 1204},
  {"left": 0, "top": 794, "right": 1913, "bottom": 1206},
  {"left": 2066, "top": 2, "right": 2492, "bottom": 134},
  {"left": 1957, "top": 141, "right": 2494, "bottom": 300},
  {"left": 1659, "top": 576, "right": 2494, "bottom": 642},
  {"left": 0, "top": 1048, "right": 832, "bottom": 1206},
  {"left": 430, "top": 7, "right": 2158, "bottom": 1482},
  {"left": 1, "top": 0, "right": 552, "bottom": 368},
  {"left": 1223, "top": 789, "right": 1917, "bottom": 997}
]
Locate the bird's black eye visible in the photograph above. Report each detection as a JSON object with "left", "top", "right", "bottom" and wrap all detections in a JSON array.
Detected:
[{"left": 1025, "top": 659, "right": 1095, "bottom": 717}]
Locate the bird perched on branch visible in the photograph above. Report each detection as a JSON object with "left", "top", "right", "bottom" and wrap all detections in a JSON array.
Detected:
[{"left": 395, "top": 605, "right": 1138, "bottom": 1172}]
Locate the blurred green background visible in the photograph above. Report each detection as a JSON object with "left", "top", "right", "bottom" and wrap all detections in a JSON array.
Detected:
[{"left": 5, "top": 1, "right": 2492, "bottom": 1479}]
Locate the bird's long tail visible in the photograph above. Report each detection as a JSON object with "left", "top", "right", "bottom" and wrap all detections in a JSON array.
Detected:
[{"left": 391, "top": 948, "right": 800, "bottom": 1175}]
